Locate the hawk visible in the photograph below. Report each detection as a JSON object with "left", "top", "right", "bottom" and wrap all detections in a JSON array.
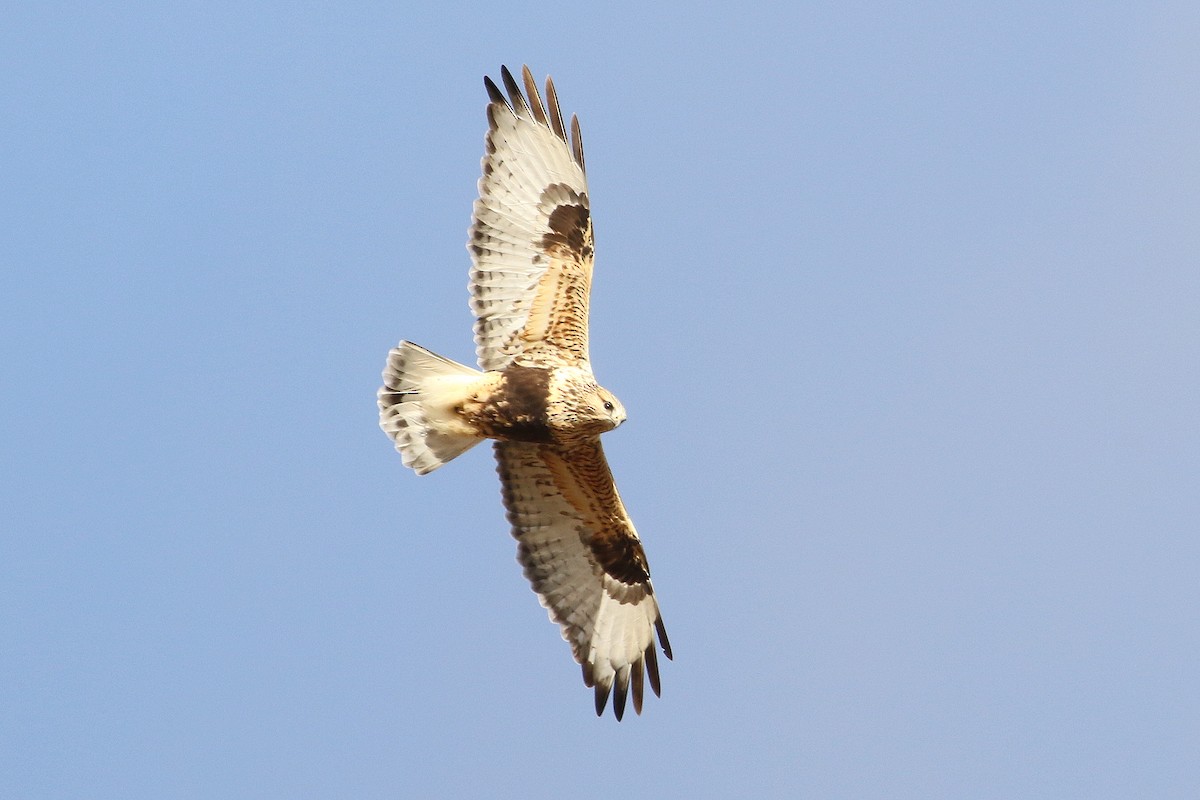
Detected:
[{"left": 377, "top": 66, "right": 671, "bottom": 719}]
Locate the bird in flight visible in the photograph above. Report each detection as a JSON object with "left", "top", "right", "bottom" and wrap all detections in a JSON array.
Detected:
[{"left": 377, "top": 65, "right": 671, "bottom": 719}]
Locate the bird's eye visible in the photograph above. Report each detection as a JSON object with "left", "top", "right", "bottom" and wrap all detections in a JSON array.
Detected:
[{"left": 603, "top": 401, "right": 614, "bottom": 411}]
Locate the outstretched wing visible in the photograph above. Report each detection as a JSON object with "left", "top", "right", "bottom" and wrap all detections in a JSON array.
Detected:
[
  {"left": 470, "top": 65, "right": 594, "bottom": 372},
  {"left": 494, "top": 440, "right": 672, "bottom": 720}
]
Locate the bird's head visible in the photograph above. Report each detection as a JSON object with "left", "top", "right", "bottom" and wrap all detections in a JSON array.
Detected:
[{"left": 591, "top": 386, "right": 626, "bottom": 430}]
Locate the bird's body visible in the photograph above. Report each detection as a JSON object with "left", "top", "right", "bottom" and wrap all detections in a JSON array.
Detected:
[
  {"left": 378, "top": 66, "right": 670, "bottom": 719},
  {"left": 380, "top": 346, "right": 624, "bottom": 460}
]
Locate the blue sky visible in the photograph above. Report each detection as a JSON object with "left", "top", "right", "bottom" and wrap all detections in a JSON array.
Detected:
[{"left": 3, "top": 2, "right": 1198, "bottom": 797}]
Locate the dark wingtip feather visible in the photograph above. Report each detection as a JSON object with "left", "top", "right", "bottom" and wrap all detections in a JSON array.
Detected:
[
  {"left": 570, "top": 114, "right": 585, "bottom": 171},
  {"left": 645, "top": 642, "right": 662, "bottom": 698},
  {"left": 499, "top": 65, "right": 529, "bottom": 117},
  {"left": 593, "top": 682, "right": 611, "bottom": 717},
  {"left": 483, "top": 75, "right": 505, "bottom": 106},
  {"left": 520, "top": 64, "right": 549, "bottom": 127},
  {"left": 632, "top": 658, "right": 645, "bottom": 715},
  {"left": 656, "top": 618, "right": 673, "bottom": 661},
  {"left": 612, "top": 666, "right": 630, "bottom": 721},
  {"left": 545, "top": 76, "right": 567, "bottom": 142}
]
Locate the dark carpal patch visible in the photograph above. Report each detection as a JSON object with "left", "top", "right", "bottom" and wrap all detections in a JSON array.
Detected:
[
  {"left": 542, "top": 202, "right": 592, "bottom": 261},
  {"left": 592, "top": 532, "right": 652, "bottom": 586}
]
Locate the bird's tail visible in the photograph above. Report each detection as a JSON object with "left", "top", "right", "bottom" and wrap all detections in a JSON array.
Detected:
[{"left": 377, "top": 341, "right": 487, "bottom": 475}]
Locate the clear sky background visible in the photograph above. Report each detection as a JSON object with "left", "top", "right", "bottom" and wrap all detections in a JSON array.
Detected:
[{"left": 3, "top": 3, "right": 1198, "bottom": 798}]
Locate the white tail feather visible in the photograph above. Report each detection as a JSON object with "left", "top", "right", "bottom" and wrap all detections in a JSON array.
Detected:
[{"left": 377, "top": 342, "right": 486, "bottom": 475}]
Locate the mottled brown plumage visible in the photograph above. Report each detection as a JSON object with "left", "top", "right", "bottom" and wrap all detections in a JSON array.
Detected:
[{"left": 378, "top": 65, "right": 670, "bottom": 720}]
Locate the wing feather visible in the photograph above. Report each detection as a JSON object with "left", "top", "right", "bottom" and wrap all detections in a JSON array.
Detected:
[
  {"left": 494, "top": 440, "right": 671, "bottom": 719},
  {"left": 470, "top": 65, "right": 593, "bottom": 372},
  {"left": 520, "top": 65, "right": 549, "bottom": 128},
  {"left": 499, "top": 65, "right": 529, "bottom": 117},
  {"left": 545, "top": 74, "right": 568, "bottom": 141}
]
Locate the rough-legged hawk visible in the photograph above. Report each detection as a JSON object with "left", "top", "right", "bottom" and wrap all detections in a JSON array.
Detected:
[{"left": 378, "top": 66, "right": 671, "bottom": 719}]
